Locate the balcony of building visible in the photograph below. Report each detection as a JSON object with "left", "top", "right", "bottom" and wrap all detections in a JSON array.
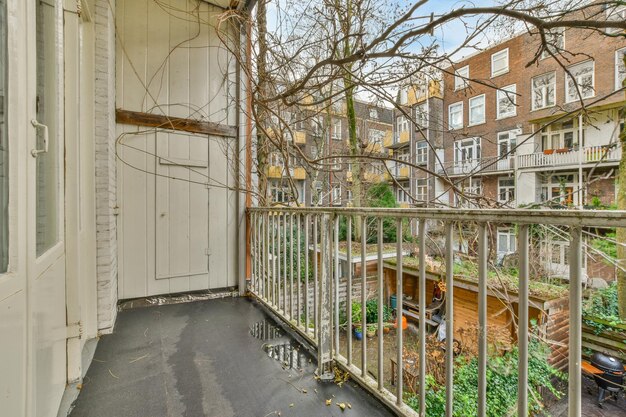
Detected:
[
  {"left": 388, "top": 131, "right": 410, "bottom": 149},
  {"left": 516, "top": 144, "right": 622, "bottom": 171},
  {"left": 68, "top": 296, "right": 393, "bottom": 417},
  {"left": 436, "top": 155, "right": 515, "bottom": 177},
  {"left": 245, "top": 207, "right": 626, "bottom": 417}
]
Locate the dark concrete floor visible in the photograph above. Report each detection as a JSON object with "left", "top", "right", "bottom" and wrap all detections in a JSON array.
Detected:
[{"left": 70, "top": 297, "right": 395, "bottom": 417}]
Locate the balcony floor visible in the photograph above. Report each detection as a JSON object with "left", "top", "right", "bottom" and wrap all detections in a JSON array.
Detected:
[{"left": 69, "top": 297, "right": 394, "bottom": 417}]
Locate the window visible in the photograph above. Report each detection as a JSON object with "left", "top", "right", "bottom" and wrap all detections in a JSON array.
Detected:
[
  {"left": 541, "top": 29, "right": 564, "bottom": 59},
  {"left": 497, "top": 229, "right": 516, "bottom": 256},
  {"left": 368, "top": 129, "right": 385, "bottom": 147},
  {"left": 606, "top": 5, "right": 626, "bottom": 34},
  {"left": 498, "top": 130, "right": 517, "bottom": 157},
  {"left": 0, "top": 0, "right": 6, "bottom": 272},
  {"left": 36, "top": 0, "right": 60, "bottom": 256},
  {"left": 396, "top": 182, "right": 411, "bottom": 204},
  {"left": 532, "top": 72, "right": 556, "bottom": 110},
  {"left": 448, "top": 102, "right": 463, "bottom": 130},
  {"left": 454, "top": 138, "right": 481, "bottom": 164},
  {"left": 416, "top": 141, "right": 428, "bottom": 165},
  {"left": 415, "top": 179, "right": 428, "bottom": 201},
  {"left": 415, "top": 102, "right": 428, "bottom": 128},
  {"left": 457, "top": 178, "right": 482, "bottom": 207},
  {"left": 270, "top": 180, "right": 303, "bottom": 204},
  {"left": 496, "top": 85, "right": 516, "bottom": 119},
  {"left": 616, "top": 48, "right": 626, "bottom": 91},
  {"left": 332, "top": 119, "right": 342, "bottom": 140},
  {"left": 498, "top": 177, "right": 515, "bottom": 204},
  {"left": 369, "top": 108, "right": 378, "bottom": 120},
  {"left": 346, "top": 189, "right": 353, "bottom": 202},
  {"left": 540, "top": 173, "right": 577, "bottom": 205},
  {"left": 469, "top": 95, "right": 485, "bottom": 126},
  {"left": 540, "top": 120, "right": 578, "bottom": 151},
  {"left": 454, "top": 66, "right": 469, "bottom": 90},
  {"left": 399, "top": 88, "right": 408, "bottom": 105},
  {"left": 491, "top": 49, "right": 509, "bottom": 77},
  {"left": 331, "top": 184, "right": 342, "bottom": 205},
  {"left": 396, "top": 115, "right": 409, "bottom": 133},
  {"left": 311, "top": 116, "right": 323, "bottom": 136},
  {"left": 565, "top": 60, "right": 594, "bottom": 102}
]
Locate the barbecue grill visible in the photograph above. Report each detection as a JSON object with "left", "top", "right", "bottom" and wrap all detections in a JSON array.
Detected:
[{"left": 590, "top": 352, "right": 624, "bottom": 407}]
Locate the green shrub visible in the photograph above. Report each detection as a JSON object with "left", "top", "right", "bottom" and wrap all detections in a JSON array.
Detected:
[
  {"left": 583, "top": 282, "right": 623, "bottom": 333},
  {"left": 405, "top": 340, "right": 563, "bottom": 416},
  {"left": 338, "top": 299, "right": 392, "bottom": 327}
]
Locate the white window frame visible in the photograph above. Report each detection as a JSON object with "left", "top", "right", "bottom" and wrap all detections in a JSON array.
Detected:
[
  {"left": 497, "top": 228, "right": 516, "bottom": 256},
  {"left": 454, "top": 137, "right": 481, "bottom": 164},
  {"left": 396, "top": 115, "right": 409, "bottom": 133},
  {"left": 531, "top": 72, "right": 556, "bottom": 110},
  {"left": 498, "top": 177, "right": 515, "bottom": 204},
  {"left": 415, "top": 102, "right": 428, "bottom": 128},
  {"left": 496, "top": 85, "right": 516, "bottom": 119},
  {"left": 468, "top": 94, "right": 485, "bottom": 126},
  {"left": 332, "top": 119, "right": 342, "bottom": 140},
  {"left": 415, "top": 141, "right": 428, "bottom": 165},
  {"left": 497, "top": 130, "right": 518, "bottom": 157},
  {"left": 331, "top": 184, "right": 342, "bottom": 206},
  {"left": 448, "top": 102, "right": 463, "bottom": 130},
  {"left": 415, "top": 179, "right": 428, "bottom": 201},
  {"left": 396, "top": 182, "right": 411, "bottom": 204},
  {"left": 540, "top": 29, "right": 565, "bottom": 60},
  {"left": 454, "top": 65, "right": 469, "bottom": 90},
  {"left": 606, "top": 5, "right": 626, "bottom": 34},
  {"left": 616, "top": 47, "right": 626, "bottom": 91},
  {"left": 565, "top": 60, "right": 595, "bottom": 103},
  {"left": 369, "top": 108, "right": 378, "bottom": 120},
  {"left": 368, "top": 128, "right": 385, "bottom": 147},
  {"left": 491, "top": 49, "right": 509, "bottom": 77}
]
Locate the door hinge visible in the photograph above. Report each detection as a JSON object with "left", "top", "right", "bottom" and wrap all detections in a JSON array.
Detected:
[{"left": 67, "top": 322, "right": 82, "bottom": 340}]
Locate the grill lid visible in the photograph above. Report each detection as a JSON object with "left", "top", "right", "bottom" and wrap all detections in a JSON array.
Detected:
[{"left": 591, "top": 352, "right": 624, "bottom": 373}]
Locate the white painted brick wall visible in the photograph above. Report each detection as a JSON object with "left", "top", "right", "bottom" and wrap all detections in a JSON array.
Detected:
[{"left": 94, "top": 0, "right": 117, "bottom": 333}]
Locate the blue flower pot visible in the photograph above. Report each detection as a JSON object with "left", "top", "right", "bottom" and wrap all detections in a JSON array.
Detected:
[{"left": 353, "top": 328, "right": 363, "bottom": 341}]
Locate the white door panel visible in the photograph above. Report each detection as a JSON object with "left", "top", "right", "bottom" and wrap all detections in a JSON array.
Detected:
[{"left": 155, "top": 131, "right": 209, "bottom": 288}]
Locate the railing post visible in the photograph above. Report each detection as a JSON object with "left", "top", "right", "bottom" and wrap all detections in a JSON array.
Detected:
[
  {"left": 305, "top": 214, "right": 310, "bottom": 334},
  {"left": 377, "top": 217, "right": 384, "bottom": 391},
  {"left": 477, "top": 223, "right": 488, "bottom": 417},
  {"left": 418, "top": 219, "right": 426, "bottom": 416},
  {"left": 396, "top": 218, "right": 404, "bottom": 406},
  {"left": 334, "top": 215, "right": 340, "bottom": 356},
  {"left": 347, "top": 216, "right": 353, "bottom": 366},
  {"left": 362, "top": 216, "right": 368, "bottom": 377},
  {"left": 518, "top": 224, "right": 529, "bottom": 417},
  {"left": 568, "top": 227, "right": 582, "bottom": 417},
  {"left": 445, "top": 222, "right": 454, "bottom": 417},
  {"left": 317, "top": 213, "right": 334, "bottom": 381}
]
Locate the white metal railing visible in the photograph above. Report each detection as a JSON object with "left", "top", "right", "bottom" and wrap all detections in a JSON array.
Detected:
[
  {"left": 247, "top": 207, "right": 626, "bottom": 417},
  {"left": 517, "top": 144, "right": 622, "bottom": 169},
  {"left": 436, "top": 156, "right": 514, "bottom": 176}
]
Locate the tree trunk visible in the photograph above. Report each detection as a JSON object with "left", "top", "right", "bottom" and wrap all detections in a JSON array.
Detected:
[{"left": 256, "top": 0, "right": 269, "bottom": 205}]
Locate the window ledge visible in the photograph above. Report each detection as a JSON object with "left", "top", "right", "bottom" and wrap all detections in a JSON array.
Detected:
[
  {"left": 496, "top": 114, "right": 516, "bottom": 120},
  {"left": 491, "top": 69, "right": 510, "bottom": 79},
  {"left": 467, "top": 121, "right": 486, "bottom": 127}
]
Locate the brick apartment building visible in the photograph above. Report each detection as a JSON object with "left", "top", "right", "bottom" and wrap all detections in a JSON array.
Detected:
[
  {"left": 266, "top": 98, "right": 393, "bottom": 207},
  {"left": 389, "top": 3, "right": 625, "bottom": 282}
]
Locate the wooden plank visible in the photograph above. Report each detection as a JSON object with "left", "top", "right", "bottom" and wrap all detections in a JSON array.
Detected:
[{"left": 116, "top": 108, "right": 237, "bottom": 137}]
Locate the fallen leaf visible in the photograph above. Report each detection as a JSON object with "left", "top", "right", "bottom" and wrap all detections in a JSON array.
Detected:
[
  {"left": 325, "top": 399, "right": 332, "bottom": 406},
  {"left": 347, "top": 403, "right": 352, "bottom": 409},
  {"left": 289, "top": 404, "right": 294, "bottom": 408},
  {"left": 337, "top": 402, "right": 346, "bottom": 411}
]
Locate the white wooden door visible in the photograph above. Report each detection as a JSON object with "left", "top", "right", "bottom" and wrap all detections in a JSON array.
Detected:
[
  {"left": 155, "top": 131, "right": 210, "bottom": 290},
  {"left": 26, "top": 1, "right": 68, "bottom": 416}
]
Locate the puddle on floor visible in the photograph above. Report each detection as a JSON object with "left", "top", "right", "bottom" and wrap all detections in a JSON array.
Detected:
[
  {"left": 250, "top": 319, "right": 283, "bottom": 341},
  {"left": 250, "top": 320, "right": 308, "bottom": 371}
]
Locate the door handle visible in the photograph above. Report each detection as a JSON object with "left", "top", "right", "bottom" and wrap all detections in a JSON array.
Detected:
[{"left": 30, "top": 119, "right": 49, "bottom": 157}]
